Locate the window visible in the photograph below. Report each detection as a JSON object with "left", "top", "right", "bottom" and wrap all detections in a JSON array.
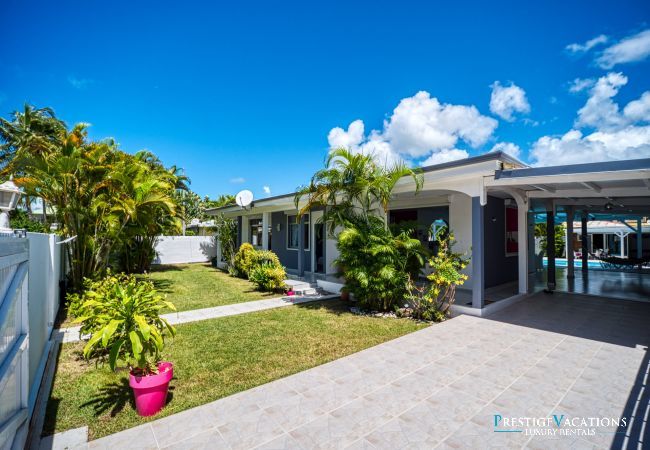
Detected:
[
  {"left": 287, "top": 215, "right": 309, "bottom": 250},
  {"left": 249, "top": 218, "right": 263, "bottom": 247}
]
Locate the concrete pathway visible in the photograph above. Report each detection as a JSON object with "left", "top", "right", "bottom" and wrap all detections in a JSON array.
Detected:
[
  {"left": 57, "top": 293, "right": 339, "bottom": 343},
  {"left": 59, "top": 291, "right": 649, "bottom": 449}
]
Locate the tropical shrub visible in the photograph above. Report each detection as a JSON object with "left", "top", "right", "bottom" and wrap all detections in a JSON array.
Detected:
[
  {"left": 232, "top": 243, "right": 256, "bottom": 277},
  {"left": 9, "top": 209, "right": 49, "bottom": 233},
  {"left": 249, "top": 249, "right": 281, "bottom": 269},
  {"left": 70, "top": 273, "right": 176, "bottom": 374},
  {"left": 213, "top": 214, "right": 238, "bottom": 270},
  {"left": 249, "top": 263, "right": 286, "bottom": 291},
  {"left": 294, "top": 148, "right": 424, "bottom": 311},
  {"left": 406, "top": 233, "right": 469, "bottom": 321},
  {"left": 335, "top": 217, "right": 425, "bottom": 311},
  {"left": 0, "top": 106, "right": 185, "bottom": 288}
]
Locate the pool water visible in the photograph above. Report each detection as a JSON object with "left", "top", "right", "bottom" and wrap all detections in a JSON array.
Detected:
[{"left": 542, "top": 257, "right": 603, "bottom": 269}]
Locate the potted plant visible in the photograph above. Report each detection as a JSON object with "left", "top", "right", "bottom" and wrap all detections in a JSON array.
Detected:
[{"left": 71, "top": 273, "right": 177, "bottom": 417}]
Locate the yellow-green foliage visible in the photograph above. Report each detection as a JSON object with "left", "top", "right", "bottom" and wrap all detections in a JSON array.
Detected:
[
  {"left": 232, "top": 243, "right": 256, "bottom": 277},
  {"left": 406, "top": 232, "right": 469, "bottom": 321},
  {"left": 69, "top": 272, "right": 176, "bottom": 373},
  {"left": 249, "top": 264, "right": 286, "bottom": 292},
  {"left": 231, "top": 244, "right": 286, "bottom": 292}
]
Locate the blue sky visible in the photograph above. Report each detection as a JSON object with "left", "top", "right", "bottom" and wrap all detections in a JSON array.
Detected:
[{"left": 2, "top": 0, "right": 650, "bottom": 199}]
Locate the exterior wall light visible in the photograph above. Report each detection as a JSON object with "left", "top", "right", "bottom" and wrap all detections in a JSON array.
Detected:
[{"left": 0, "top": 177, "right": 23, "bottom": 231}]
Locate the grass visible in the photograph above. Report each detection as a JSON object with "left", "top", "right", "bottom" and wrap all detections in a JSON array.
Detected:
[
  {"left": 140, "top": 263, "right": 277, "bottom": 312},
  {"left": 44, "top": 300, "right": 427, "bottom": 440},
  {"left": 57, "top": 263, "right": 276, "bottom": 327}
]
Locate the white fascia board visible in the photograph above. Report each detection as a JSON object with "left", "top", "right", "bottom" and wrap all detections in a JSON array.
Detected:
[
  {"left": 527, "top": 187, "right": 650, "bottom": 199},
  {"left": 486, "top": 169, "right": 650, "bottom": 188}
]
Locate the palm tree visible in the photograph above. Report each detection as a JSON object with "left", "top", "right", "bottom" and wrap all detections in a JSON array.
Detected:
[
  {"left": 0, "top": 105, "right": 66, "bottom": 171},
  {"left": 294, "top": 147, "right": 423, "bottom": 234}
]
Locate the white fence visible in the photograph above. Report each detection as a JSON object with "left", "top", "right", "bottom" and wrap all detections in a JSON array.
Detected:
[
  {"left": 25, "top": 234, "right": 62, "bottom": 411},
  {"left": 0, "top": 236, "right": 30, "bottom": 449},
  {"left": 0, "top": 233, "right": 63, "bottom": 450},
  {"left": 153, "top": 236, "right": 217, "bottom": 265}
]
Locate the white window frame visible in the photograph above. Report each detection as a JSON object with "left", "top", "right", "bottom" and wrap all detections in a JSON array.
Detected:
[{"left": 287, "top": 214, "right": 310, "bottom": 251}]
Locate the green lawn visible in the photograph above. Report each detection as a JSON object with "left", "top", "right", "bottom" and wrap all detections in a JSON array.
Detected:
[
  {"left": 44, "top": 300, "right": 427, "bottom": 440},
  {"left": 57, "top": 264, "right": 275, "bottom": 328},
  {"left": 141, "top": 263, "right": 277, "bottom": 312}
]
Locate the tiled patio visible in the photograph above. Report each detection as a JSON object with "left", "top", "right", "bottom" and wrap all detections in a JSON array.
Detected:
[{"left": 78, "top": 292, "right": 649, "bottom": 449}]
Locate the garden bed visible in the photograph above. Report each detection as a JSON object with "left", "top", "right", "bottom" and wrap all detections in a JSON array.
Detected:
[{"left": 43, "top": 300, "right": 427, "bottom": 440}]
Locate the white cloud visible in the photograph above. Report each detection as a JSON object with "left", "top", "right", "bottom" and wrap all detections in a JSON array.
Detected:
[
  {"left": 575, "top": 72, "right": 628, "bottom": 130},
  {"left": 568, "top": 78, "right": 595, "bottom": 93},
  {"left": 489, "top": 81, "right": 531, "bottom": 121},
  {"left": 530, "top": 127, "right": 650, "bottom": 166},
  {"left": 262, "top": 186, "right": 271, "bottom": 195},
  {"left": 565, "top": 34, "right": 608, "bottom": 53},
  {"left": 420, "top": 149, "right": 469, "bottom": 166},
  {"left": 327, "top": 120, "right": 364, "bottom": 150},
  {"left": 623, "top": 91, "right": 650, "bottom": 122},
  {"left": 327, "top": 91, "right": 497, "bottom": 166},
  {"left": 68, "top": 75, "right": 94, "bottom": 89},
  {"left": 229, "top": 177, "right": 246, "bottom": 184},
  {"left": 530, "top": 72, "right": 650, "bottom": 166},
  {"left": 596, "top": 29, "right": 650, "bottom": 68},
  {"left": 489, "top": 142, "right": 521, "bottom": 158}
]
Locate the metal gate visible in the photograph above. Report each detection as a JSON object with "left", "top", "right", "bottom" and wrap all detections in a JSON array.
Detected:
[{"left": 0, "top": 236, "right": 29, "bottom": 449}]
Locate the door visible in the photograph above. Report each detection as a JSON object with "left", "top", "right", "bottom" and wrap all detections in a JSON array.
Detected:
[{"left": 315, "top": 223, "right": 325, "bottom": 273}]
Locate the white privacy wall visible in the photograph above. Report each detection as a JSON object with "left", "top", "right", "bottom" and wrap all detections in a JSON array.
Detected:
[
  {"left": 153, "top": 236, "right": 217, "bottom": 265},
  {"left": 26, "top": 233, "right": 62, "bottom": 395}
]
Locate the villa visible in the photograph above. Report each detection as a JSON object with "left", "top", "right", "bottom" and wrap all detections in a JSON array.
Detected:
[{"left": 209, "top": 152, "right": 650, "bottom": 315}]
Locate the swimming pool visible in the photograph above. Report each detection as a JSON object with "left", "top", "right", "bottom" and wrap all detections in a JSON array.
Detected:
[{"left": 542, "top": 257, "right": 603, "bottom": 269}]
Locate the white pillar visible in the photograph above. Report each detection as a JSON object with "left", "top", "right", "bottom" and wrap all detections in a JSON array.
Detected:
[
  {"left": 515, "top": 196, "right": 529, "bottom": 294},
  {"left": 262, "top": 212, "right": 270, "bottom": 250}
]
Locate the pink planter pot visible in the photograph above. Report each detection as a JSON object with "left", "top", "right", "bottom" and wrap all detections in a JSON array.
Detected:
[{"left": 129, "top": 362, "right": 173, "bottom": 417}]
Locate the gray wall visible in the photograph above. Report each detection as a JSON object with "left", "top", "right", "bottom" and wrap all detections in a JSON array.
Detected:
[
  {"left": 483, "top": 196, "right": 518, "bottom": 288},
  {"left": 270, "top": 211, "right": 311, "bottom": 271}
]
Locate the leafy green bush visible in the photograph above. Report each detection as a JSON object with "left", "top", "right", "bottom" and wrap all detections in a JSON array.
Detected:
[
  {"left": 249, "top": 263, "right": 286, "bottom": 291},
  {"left": 406, "top": 233, "right": 469, "bottom": 321},
  {"left": 69, "top": 273, "right": 176, "bottom": 374},
  {"left": 232, "top": 243, "right": 256, "bottom": 277},
  {"left": 9, "top": 209, "right": 50, "bottom": 233},
  {"left": 335, "top": 217, "right": 425, "bottom": 311},
  {"left": 249, "top": 249, "right": 281, "bottom": 268}
]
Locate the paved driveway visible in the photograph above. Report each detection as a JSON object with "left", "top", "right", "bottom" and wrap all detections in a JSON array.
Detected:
[{"left": 86, "top": 292, "right": 650, "bottom": 449}]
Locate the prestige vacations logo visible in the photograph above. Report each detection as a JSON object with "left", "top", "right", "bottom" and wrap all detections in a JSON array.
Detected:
[{"left": 494, "top": 414, "right": 628, "bottom": 436}]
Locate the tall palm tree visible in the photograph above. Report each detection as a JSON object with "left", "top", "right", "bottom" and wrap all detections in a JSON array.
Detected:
[{"left": 294, "top": 147, "right": 423, "bottom": 234}]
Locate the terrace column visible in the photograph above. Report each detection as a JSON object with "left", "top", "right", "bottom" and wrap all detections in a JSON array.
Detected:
[
  {"left": 637, "top": 219, "right": 643, "bottom": 270},
  {"left": 546, "top": 209, "right": 556, "bottom": 291},
  {"left": 511, "top": 192, "right": 529, "bottom": 295},
  {"left": 261, "top": 212, "right": 270, "bottom": 250},
  {"left": 471, "top": 197, "right": 485, "bottom": 308},
  {"left": 297, "top": 215, "right": 306, "bottom": 277},
  {"left": 581, "top": 215, "right": 588, "bottom": 275},
  {"left": 566, "top": 206, "right": 575, "bottom": 279}
]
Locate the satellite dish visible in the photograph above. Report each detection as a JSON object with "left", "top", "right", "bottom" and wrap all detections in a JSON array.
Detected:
[{"left": 235, "top": 190, "right": 254, "bottom": 209}]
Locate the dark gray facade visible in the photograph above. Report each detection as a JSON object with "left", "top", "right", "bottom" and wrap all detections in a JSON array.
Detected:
[
  {"left": 270, "top": 211, "right": 311, "bottom": 272},
  {"left": 483, "top": 195, "right": 518, "bottom": 288}
]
